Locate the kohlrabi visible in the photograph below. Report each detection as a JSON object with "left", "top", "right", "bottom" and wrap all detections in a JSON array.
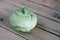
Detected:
[{"left": 9, "top": 7, "right": 37, "bottom": 32}]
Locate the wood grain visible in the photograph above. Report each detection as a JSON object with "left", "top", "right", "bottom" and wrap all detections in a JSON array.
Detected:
[
  {"left": 0, "top": 24, "right": 59, "bottom": 40},
  {"left": 3, "top": 0, "right": 60, "bottom": 23},
  {"left": 0, "top": 0, "right": 60, "bottom": 34},
  {"left": 0, "top": 27, "right": 26, "bottom": 40},
  {"left": 0, "top": 0, "right": 60, "bottom": 40},
  {"left": 28, "top": 0, "right": 60, "bottom": 11}
]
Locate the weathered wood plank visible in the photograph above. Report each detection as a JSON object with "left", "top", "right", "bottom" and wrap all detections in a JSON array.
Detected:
[
  {"left": 37, "top": 15, "right": 60, "bottom": 34},
  {"left": 56, "top": 0, "right": 60, "bottom": 2},
  {"left": 0, "top": 0, "right": 60, "bottom": 40},
  {"left": 28, "top": 0, "right": 60, "bottom": 11},
  {"left": 3, "top": 0, "right": 60, "bottom": 23},
  {"left": 0, "top": 12, "right": 41, "bottom": 40},
  {"left": 0, "top": 27, "right": 26, "bottom": 40},
  {"left": 0, "top": 23, "right": 59, "bottom": 40},
  {"left": 0, "top": 10, "right": 60, "bottom": 36},
  {"left": 2, "top": 0, "right": 60, "bottom": 22},
  {"left": 1, "top": 0, "right": 60, "bottom": 34},
  {"left": 3, "top": 0, "right": 60, "bottom": 22},
  {"left": 0, "top": 0, "right": 19, "bottom": 13}
]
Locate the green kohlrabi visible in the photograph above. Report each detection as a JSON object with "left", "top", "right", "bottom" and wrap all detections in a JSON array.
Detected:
[{"left": 9, "top": 7, "right": 37, "bottom": 32}]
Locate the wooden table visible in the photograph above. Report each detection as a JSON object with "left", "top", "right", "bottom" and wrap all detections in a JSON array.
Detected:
[{"left": 0, "top": 0, "right": 60, "bottom": 40}]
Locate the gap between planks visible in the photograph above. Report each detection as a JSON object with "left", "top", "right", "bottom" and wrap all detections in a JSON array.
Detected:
[{"left": 0, "top": 1, "right": 60, "bottom": 34}]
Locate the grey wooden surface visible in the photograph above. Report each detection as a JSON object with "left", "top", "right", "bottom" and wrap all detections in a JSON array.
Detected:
[
  {"left": 4, "top": 0, "right": 60, "bottom": 23},
  {"left": 0, "top": 27, "right": 26, "bottom": 40},
  {"left": 0, "top": 0, "right": 60, "bottom": 40},
  {"left": 28, "top": 0, "right": 60, "bottom": 11},
  {"left": 1, "top": 0, "right": 60, "bottom": 34},
  {"left": 0, "top": 24, "right": 59, "bottom": 40}
]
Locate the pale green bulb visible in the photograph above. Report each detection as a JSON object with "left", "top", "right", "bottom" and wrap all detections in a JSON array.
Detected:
[{"left": 9, "top": 7, "right": 37, "bottom": 32}]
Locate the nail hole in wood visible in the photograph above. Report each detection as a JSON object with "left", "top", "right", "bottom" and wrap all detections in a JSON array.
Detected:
[{"left": 0, "top": 18, "right": 4, "bottom": 21}]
